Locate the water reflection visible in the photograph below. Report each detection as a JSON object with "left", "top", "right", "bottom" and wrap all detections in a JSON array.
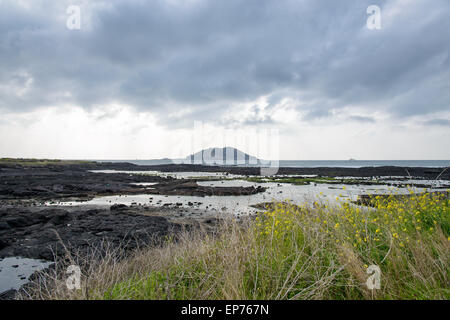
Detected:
[
  {"left": 0, "top": 257, "right": 52, "bottom": 294},
  {"left": 48, "top": 179, "right": 432, "bottom": 215}
]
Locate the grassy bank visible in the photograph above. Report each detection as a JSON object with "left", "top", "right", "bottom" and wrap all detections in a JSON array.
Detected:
[
  {"left": 25, "top": 190, "right": 449, "bottom": 300},
  {"left": 0, "top": 158, "right": 95, "bottom": 166}
]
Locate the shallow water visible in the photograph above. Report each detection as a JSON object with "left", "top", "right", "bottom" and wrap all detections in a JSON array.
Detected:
[
  {"left": 0, "top": 257, "right": 52, "bottom": 294},
  {"left": 197, "top": 180, "right": 257, "bottom": 187},
  {"left": 49, "top": 171, "right": 446, "bottom": 214},
  {"left": 378, "top": 179, "right": 449, "bottom": 188},
  {"left": 48, "top": 179, "right": 430, "bottom": 215},
  {"left": 130, "top": 182, "right": 158, "bottom": 187}
]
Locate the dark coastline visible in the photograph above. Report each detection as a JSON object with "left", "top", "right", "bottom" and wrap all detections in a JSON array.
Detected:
[{"left": 130, "top": 163, "right": 450, "bottom": 179}]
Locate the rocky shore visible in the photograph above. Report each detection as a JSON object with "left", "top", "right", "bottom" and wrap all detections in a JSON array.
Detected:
[
  {"left": 0, "top": 205, "right": 186, "bottom": 261},
  {"left": 1, "top": 161, "right": 446, "bottom": 201},
  {"left": 0, "top": 203, "right": 219, "bottom": 300},
  {"left": 0, "top": 164, "right": 266, "bottom": 202}
]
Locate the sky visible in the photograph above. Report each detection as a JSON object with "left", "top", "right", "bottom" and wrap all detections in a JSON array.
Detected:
[{"left": 0, "top": 0, "right": 449, "bottom": 160}]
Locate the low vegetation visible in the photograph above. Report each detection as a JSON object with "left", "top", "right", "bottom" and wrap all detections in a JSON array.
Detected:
[
  {"left": 0, "top": 158, "right": 95, "bottom": 167},
  {"left": 24, "top": 190, "right": 449, "bottom": 300}
]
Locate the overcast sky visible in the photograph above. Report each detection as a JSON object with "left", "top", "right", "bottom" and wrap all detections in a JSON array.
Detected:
[{"left": 0, "top": 0, "right": 449, "bottom": 160}]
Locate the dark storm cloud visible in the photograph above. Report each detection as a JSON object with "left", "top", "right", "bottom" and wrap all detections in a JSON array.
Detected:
[{"left": 0, "top": 0, "right": 449, "bottom": 126}]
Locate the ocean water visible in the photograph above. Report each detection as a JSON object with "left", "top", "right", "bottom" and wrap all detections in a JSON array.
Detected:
[{"left": 98, "top": 159, "right": 450, "bottom": 168}]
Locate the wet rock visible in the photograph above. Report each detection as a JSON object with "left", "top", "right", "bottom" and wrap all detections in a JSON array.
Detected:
[
  {"left": 146, "top": 180, "right": 266, "bottom": 197},
  {"left": 0, "top": 222, "right": 10, "bottom": 231},
  {"left": 0, "top": 207, "right": 181, "bottom": 261},
  {"left": 0, "top": 289, "right": 17, "bottom": 300},
  {"left": 48, "top": 211, "right": 69, "bottom": 225},
  {"left": 5, "top": 216, "right": 30, "bottom": 228},
  {"left": 0, "top": 240, "right": 7, "bottom": 250},
  {"left": 110, "top": 204, "right": 128, "bottom": 211}
]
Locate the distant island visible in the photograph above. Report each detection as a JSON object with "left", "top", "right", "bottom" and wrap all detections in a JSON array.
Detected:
[{"left": 184, "top": 147, "right": 260, "bottom": 166}]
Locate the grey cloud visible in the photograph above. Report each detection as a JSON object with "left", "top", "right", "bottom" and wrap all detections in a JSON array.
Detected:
[
  {"left": 302, "top": 109, "right": 332, "bottom": 121},
  {"left": 0, "top": 0, "right": 449, "bottom": 127},
  {"left": 347, "top": 115, "right": 376, "bottom": 123},
  {"left": 423, "top": 119, "right": 450, "bottom": 127}
]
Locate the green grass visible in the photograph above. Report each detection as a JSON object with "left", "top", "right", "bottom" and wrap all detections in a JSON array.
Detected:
[{"left": 0, "top": 158, "right": 95, "bottom": 166}]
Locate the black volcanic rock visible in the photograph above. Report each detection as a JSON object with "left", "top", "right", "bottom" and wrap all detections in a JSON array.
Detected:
[
  {"left": 110, "top": 204, "right": 129, "bottom": 211},
  {"left": 0, "top": 207, "right": 181, "bottom": 261},
  {"left": 0, "top": 289, "right": 17, "bottom": 300},
  {"left": 147, "top": 180, "right": 266, "bottom": 196}
]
